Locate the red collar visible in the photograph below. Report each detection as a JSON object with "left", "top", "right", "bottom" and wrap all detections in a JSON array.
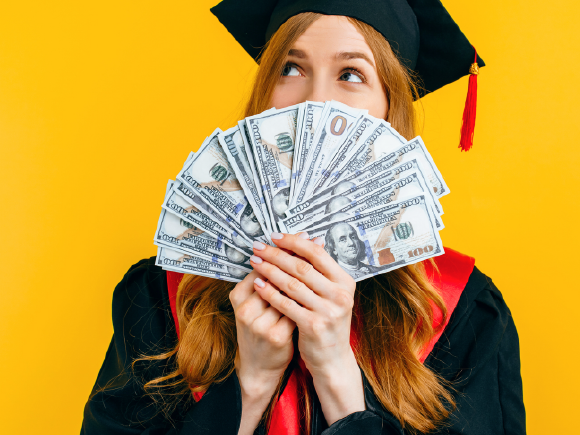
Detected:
[{"left": 165, "top": 247, "right": 474, "bottom": 434}]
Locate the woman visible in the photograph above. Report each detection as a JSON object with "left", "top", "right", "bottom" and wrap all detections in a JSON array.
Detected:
[{"left": 82, "top": 2, "right": 525, "bottom": 434}]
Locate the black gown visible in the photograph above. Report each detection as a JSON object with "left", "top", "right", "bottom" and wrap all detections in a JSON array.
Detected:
[{"left": 81, "top": 257, "right": 525, "bottom": 434}]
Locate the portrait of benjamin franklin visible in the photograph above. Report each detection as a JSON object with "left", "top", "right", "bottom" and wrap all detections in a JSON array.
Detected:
[
  {"left": 224, "top": 244, "right": 249, "bottom": 265},
  {"left": 239, "top": 203, "right": 264, "bottom": 238},
  {"left": 324, "top": 222, "right": 381, "bottom": 280},
  {"left": 227, "top": 266, "right": 247, "bottom": 279},
  {"left": 271, "top": 187, "right": 290, "bottom": 219}
]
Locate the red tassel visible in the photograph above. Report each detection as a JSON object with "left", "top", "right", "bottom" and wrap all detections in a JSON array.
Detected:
[{"left": 459, "top": 49, "right": 479, "bottom": 151}]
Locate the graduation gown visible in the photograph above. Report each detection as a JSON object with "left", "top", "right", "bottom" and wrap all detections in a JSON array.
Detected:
[{"left": 81, "top": 254, "right": 525, "bottom": 434}]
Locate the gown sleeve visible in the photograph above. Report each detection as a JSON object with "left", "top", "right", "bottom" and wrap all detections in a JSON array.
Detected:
[
  {"left": 80, "top": 257, "right": 243, "bottom": 435},
  {"left": 320, "top": 266, "right": 525, "bottom": 435}
]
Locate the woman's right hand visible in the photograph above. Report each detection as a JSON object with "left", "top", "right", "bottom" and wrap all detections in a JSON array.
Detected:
[{"left": 229, "top": 270, "right": 297, "bottom": 434}]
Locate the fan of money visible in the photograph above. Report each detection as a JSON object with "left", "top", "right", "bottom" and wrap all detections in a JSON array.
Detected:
[{"left": 154, "top": 100, "right": 449, "bottom": 282}]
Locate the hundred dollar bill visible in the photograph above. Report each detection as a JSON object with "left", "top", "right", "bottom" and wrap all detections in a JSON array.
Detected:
[
  {"left": 312, "top": 115, "right": 378, "bottom": 194},
  {"left": 238, "top": 120, "right": 273, "bottom": 234},
  {"left": 290, "top": 101, "right": 324, "bottom": 202},
  {"left": 305, "top": 195, "right": 444, "bottom": 281},
  {"left": 327, "top": 137, "right": 449, "bottom": 199},
  {"left": 156, "top": 245, "right": 249, "bottom": 282},
  {"left": 320, "top": 119, "right": 406, "bottom": 190},
  {"left": 293, "top": 101, "right": 366, "bottom": 206},
  {"left": 219, "top": 126, "right": 272, "bottom": 242},
  {"left": 245, "top": 103, "right": 301, "bottom": 231},
  {"left": 176, "top": 128, "right": 269, "bottom": 245},
  {"left": 298, "top": 171, "right": 444, "bottom": 232},
  {"left": 155, "top": 207, "right": 252, "bottom": 271},
  {"left": 165, "top": 181, "right": 253, "bottom": 254},
  {"left": 282, "top": 159, "right": 442, "bottom": 231}
]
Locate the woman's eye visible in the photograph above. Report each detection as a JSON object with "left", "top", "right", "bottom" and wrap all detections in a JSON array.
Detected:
[
  {"left": 339, "top": 71, "right": 364, "bottom": 83},
  {"left": 282, "top": 64, "right": 300, "bottom": 77}
]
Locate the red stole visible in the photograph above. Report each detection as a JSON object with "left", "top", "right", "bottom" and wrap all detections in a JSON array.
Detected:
[{"left": 165, "top": 247, "right": 475, "bottom": 434}]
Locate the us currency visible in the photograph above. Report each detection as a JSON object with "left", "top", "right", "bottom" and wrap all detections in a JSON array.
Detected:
[
  {"left": 238, "top": 120, "right": 273, "bottom": 234},
  {"left": 282, "top": 159, "right": 442, "bottom": 231},
  {"left": 155, "top": 208, "right": 253, "bottom": 271},
  {"left": 292, "top": 101, "right": 366, "bottom": 206},
  {"left": 176, "top": 128, "right": 269, "bottom": 245},
  {"left": 156, "top": 245, "right": 249, "bottom": 282},
  {"left": 219, "top": 126, "right": 272, "bottom": 241},
  {"left": 290, "top": 101, "right": 325, "bottom": 201},
  {"left": 245, "top": 103, "right": 301, "bottom": 231},
  {"left": 326, "top": 137, "right": 449, "bottom": 201},
  {"left": 320, "top": 119, "right": 406, "bottom": 191},
  {"left": 305, "top": 195, "right": 444, "bottom": 281},
  {"left": 312, "top": 115, "right": 378, "bottom": 194},
  {"left": 298, "top": 171, "right": 444, "bottom": 232},
  {"left": 162, "top": 182, "right": 253, "bottom": 256}
]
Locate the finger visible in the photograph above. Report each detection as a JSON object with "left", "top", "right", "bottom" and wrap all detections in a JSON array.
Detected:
[
  {"left": 252, "top": 262, "right": 322, "bottom": 311},
  {"left": 234, "top": 289, "right": 269, "bottom": 326},
  {"left": 252, "top": 241, "right": 330, "bottom": 296},
  {"left": 251, "top": 306, "right": 285, "bottom": 336},
  {"left": 269, "top": 232, "right": 349, "bottom": 283},
  {"left": 253, "top": 278, "right": 311, "bottom": 327},
  {"left": 229, "top": 270, "right": 263, "bottom": 310}
]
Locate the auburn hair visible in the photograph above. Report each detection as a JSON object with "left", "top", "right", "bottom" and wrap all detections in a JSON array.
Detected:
[{"left": 136, "top": 13, "right": 454, "bottom": 434}]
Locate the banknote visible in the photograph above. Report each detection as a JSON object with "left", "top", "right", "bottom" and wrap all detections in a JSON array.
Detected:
[
  {"left": 165, "top": 181, "right": 253, "bottom": 254},
  {"left": 292, "top": 101, "right": 366, "bottom": 206},
  {"left": 312, "top": 115, "right": 378, "bottom": 193},
  {"left": 238, "top": 120, "right": 273, "bottom": 234},
  {"left": 296, "top": 171, "right": 444, "bottom": 232},
  {"left": 176, "top": 128, "right": 269, "bottom": 244},
  {"left": 325, "top": 137, "right": 449, "bottom": 199},
  {"left": 320, "top": 119, "right": 406, "bottom": 190},
  {"left": 219, "top": 126, "right": 272, "bottom": 241},
  {"left": 156, "top": 245, "right": 249, "bottom": 282},
  {"left": 154, "top": 208, "right": 253, "bottom": 271},
  {"left": 282, "top": 159, "right": 442, "bottom": 231},
  {"left": 245, "top": 103, "right": 301, "bottom": 231},
  {"left": 305, "top": 195, "right": 444, "bottom": 281},
  {"left": 290, "top": 101, "right": 325, "bottom": 201}
]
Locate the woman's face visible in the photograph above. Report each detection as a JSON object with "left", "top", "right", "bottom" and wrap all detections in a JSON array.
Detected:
[{"left": 270, "top": 15, "right": 388, "bottom": 119}]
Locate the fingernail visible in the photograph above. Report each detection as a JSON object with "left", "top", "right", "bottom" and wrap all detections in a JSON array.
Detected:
[
  {"left": 298, "top": 232, "right": 309, "bottom": 239},
  {"left": 253, "top": 241, "right": 266, "bottom": 250},
  {"left": 254, "top": 277, "right": 266, "bottom": 288},
  {"left": 271, "top": 232, "right": 284, "bottom": 240},
  {"left": 250, "top": 255, "right": 263, "bottom": 264},
  {"left": 313, "top": 237, "right": 324, "bottom": 246}
]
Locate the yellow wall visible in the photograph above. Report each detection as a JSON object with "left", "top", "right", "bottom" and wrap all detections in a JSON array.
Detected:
[{"left": 1, "top": 0, "right": 578, "bottom": 432}]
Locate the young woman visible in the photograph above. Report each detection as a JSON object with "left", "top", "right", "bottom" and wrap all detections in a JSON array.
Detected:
[{"left": 82, "top": 2, "right": 525, "bottom": 434}]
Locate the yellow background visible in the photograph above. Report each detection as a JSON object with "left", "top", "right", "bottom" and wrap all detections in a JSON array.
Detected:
[{"left": 1, "top": 0, "right": 578, "bottom": 432}]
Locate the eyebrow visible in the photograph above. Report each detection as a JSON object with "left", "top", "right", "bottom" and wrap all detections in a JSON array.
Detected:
[
  {"left": 287, "top": 49, "right": 374, "bottom": 67},
  {"left": 336, "top": 51, "right": 375, "bottom": 67}
]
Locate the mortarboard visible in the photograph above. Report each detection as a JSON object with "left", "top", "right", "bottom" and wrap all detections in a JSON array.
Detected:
[{"left": 210, "top": 0, "right": 484, "bottom": 151}]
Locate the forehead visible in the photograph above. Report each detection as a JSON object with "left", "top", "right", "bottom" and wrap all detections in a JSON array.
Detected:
[
  {"left": 290, "top": 15, "right": 372, "bottom": 59},
  {"left": 332, "top": 223, "right": 355, "bottom": 238}
]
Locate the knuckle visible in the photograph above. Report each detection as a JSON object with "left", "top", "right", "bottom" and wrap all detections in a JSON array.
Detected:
[
  {"left": 267, "top": 331, "right": 285, "bottom": 347},
  {"left": 235, "top": 303, "right": 252, "bottom": 324},
  {"left": 312, "top": 243, "right": 327, "bottom": 257},
  {"left": 335, "top": 291, "right": 354, "bottom": 310},
  {"left": 311, "top": 317, "right": 328, "bottom": 337},
  {"left": 295, "top": 259, "right": 313, "bottom": 275},
  {"left": 250, "top": 319, "right": 268, "bottom": 336},
  {"left": 287, "top": 277, "right": 304, "bottom": 293},
  {"left": 280, "top": 297, "right": 295, "bottom": 311}
]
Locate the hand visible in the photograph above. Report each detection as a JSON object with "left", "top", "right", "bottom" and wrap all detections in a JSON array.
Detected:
[
  {"left": 250, "top": 233, "right": 365, "bottom": 425},
  {"left": 229, "top": 270, "right": 297, "bottom": 435}
]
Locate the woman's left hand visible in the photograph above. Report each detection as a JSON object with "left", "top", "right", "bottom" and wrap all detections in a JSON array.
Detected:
[{"left": 249, "top": 231, "right": 365, "bottom": 424}]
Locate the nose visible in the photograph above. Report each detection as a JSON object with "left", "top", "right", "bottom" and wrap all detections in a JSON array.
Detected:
[{"left": 304, "top": 73, "right": 334, "bottom": 103}]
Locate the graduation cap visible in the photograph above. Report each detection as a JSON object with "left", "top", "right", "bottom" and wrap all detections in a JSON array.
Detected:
[{"left": 211, "top": 0, "right": 484, "bottom": 151}]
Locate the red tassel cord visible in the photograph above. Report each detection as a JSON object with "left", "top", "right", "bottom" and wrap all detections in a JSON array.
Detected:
[{"left": 459, "top": 49, "right": 479, "bottom": 151}]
